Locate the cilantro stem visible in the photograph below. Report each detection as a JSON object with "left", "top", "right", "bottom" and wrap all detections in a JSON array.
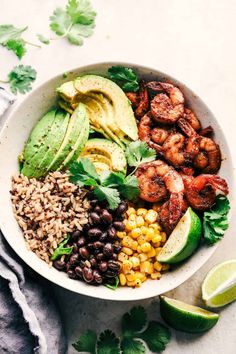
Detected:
[
  {"left": 0, "top": 79, "right": 9, "bottom": 83},
  {"left": 49, "top": 23, "right": 73, "bottom": 41},
  {"left": 24, "top": 40, "right": 41, "bottom": 48}
]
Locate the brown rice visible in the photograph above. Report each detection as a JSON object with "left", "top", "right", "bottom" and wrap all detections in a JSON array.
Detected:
[{"left": 11, "top": 172, "right": 90, "bottom": 265}]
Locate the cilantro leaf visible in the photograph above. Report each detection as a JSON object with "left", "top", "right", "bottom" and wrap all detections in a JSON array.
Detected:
[
  {"left": 122, "top": 306, "right": 147, "bottom": 337},
  {"left": 5, "top": 39, "right": 26, "bottom": 58},
  {"left": 105, "top": 276, "right": 119, "bottom": 290},
  {"left": 138, "top": 321, "right": 171, "bottom": 353},
  {"left": 37, "top": 34, "right": 50, "bottom": 45},
  {"left": 100, "top": 171, "right": 125, "bottom": 187},
  {"left": 8, "top": 65, "right": 37, "bottom": 94},
  {"left": 121, "top": 337, "right": 145, "bottom": 354},
  {"left": 125, "top": 140, "right": 156, "bottom": 168},
  {"left": 203, "top": 195, "right": 230, "bottom": 245},
  {"left": 50, "top": 0, "right": 96, "bottom": 46},
  {"left": 69, "top": 158, "right": 100, "bottom": 185},
  {"left": 51, "top": 235, "right": 73, "bottom": 260},
  {"left": 97, "top": 330, "right": 120, "bottom": 354},
  {"left": 94, "top": 186, "right": 121, "bottom": 210},
  {"left": 119, "top": 175, "right": 140, "bottom": 200},
  {"left": 108, "top": 66, "right": 139, "bottom": 92},
  {"left": 72, "top": 329, "right": 97, "bottom": 354}
]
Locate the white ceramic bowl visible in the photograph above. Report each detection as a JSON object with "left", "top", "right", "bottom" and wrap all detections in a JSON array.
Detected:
[{"left": 0, "top": 62, "right": 233, "bottom": 301}]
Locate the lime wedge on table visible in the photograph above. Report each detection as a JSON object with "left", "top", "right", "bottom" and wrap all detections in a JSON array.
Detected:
[
  {"left": 157, "top": 207, "right": 202, "bottom": 263},
  {"left": 160, "top": 296, "right": 219, "bottom": 333},
  {"left": 202, "top": 259, "right": 236, "bottom": 308}
]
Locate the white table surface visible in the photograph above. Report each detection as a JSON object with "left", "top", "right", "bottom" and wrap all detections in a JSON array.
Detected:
[{"left": 1, "top": 1, "right": 236, "bottom": 353}]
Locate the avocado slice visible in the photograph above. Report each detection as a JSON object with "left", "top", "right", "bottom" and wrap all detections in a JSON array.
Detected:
[
  {"left": 22, "top": 109, "right": 57, "bottom": 162},
  {"left": 21, "top": 109, "right": 70, "bottom": 178},
  {"left": 60, "top": 103, "right": 89, "bottom": 168},
  {"left": 93, "top": 161, "right": 111, "bottom": 174},
  {"left": 47, "top": 103, "right": 88, "bottom": 171},
  {"left": 74, "top": 75, "right": 138, "bottom": 141},
  {"left": 79, "top": 138, "right": 127, "bottom": 173},
  {"left": 57, "top": 81, "right": 78, "bottom": 103}
]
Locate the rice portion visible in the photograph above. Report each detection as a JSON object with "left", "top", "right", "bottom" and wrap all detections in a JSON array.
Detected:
[{"left": 11, "top": 172, "right": 90, "bottom": 264}]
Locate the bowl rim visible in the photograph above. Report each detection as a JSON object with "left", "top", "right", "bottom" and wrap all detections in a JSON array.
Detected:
[{"left": 0, "top": 61, "right": 233, "bottom": 301}]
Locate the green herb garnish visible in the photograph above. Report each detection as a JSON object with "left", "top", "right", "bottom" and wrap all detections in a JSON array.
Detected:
[
  {"left": 3, "top": 65, "right": 37, "bottom": 94},
  {"left": 108, "top": 66, "right": 139, "bottom": 92},
  {"left": 203, "top": 195, "right": 230, "bottom": 245},
  {"left": 125, "top": 140, "right": 156, "bottom": 169},
  {"left": 51, "top": 235, "right": 73, "bottom": 260},
  {"left": 37, "top": 34, "right": 50, "bottom": 45},
  {"left": 50, "top": 0, "right": 96, "bottom": 45},
  {"left": 72, "top": 306, "right": 171, "bottom": 353},
  {"left": 105, "top": 276, "right": 119, "bottom": 290},
  {"left": 0, "top": 24, "right": 40, "bottom": 58},
  {"left": 69, "top": 158, "right": 140, "bottom": 210}
]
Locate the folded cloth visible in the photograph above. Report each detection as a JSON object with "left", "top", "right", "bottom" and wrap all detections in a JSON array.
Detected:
[{"left": 0, "top": 232, "right": 67, "bottom": 354}]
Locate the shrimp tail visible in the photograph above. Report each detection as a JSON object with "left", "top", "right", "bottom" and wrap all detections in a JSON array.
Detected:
[
  {"left": 169, "top": 192, "right": 184, "bottom": 225},
  {"left": 207, "top": 175, "right": 229, "bottom": 195},
  {"left": 135, "top": 81, "right": 149, "bottom": 118}
]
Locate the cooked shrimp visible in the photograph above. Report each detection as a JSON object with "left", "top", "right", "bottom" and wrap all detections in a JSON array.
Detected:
[
  {"left": 138, "top": 113, "right": 163, "bottom": 153},
  {"left": 126, "top": 92, "right": 140, "bottom": 108},
  {"left": 151, "top": 127, "right": 172, "bottom": 145},
  {"left": 135, "top": 81, "right": 149, "bottom": 118},
  {"left": 184, "top": 108, "right": 201, "bottom": 131},
  {"left": 146, "top": 82, "right": 184, "bottom": 124},
  {"left": 160, "top": 198, "right": 188, "bottom": 234},
  {"left": 199, "top": 125, "right": 214, "bottom": 137},
  {"left": 194, "top": 137, "right": 221, "bottom": 174},
  {"left": 185, "top": 174, "right": 229, "bottom": 210},
  {"left": 135, "top": 160, "right": 184, "bottom": 226}
]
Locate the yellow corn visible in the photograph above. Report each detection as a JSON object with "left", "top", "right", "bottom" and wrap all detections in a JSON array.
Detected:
[
  {"left": 122, "top": 236, "right": 133, "bottom": 248},
  {"left": 137, "top": 245, "right": 142, "bottom": 254},
  {"left": 155, "top": 247, "right": 162, "bottom": 256},
  {"left": 146, "top": 228, "right": 155, "bottom": 241},
  {"left": 137, "top": 235, "right": 147, "bottom": 245},
  {"left": 122, "top": 247, "right": 133, "bottom": 256},
  {"left": 118, "top": 252, "right": 128, "bottom": 262},
  {"left": 151, "top": 272, "right": 161, "bottom": 279},
  {"left": 145, "top": 210, "right": 158, "bottom": 224},
  {"left": 119, "top": 273, "right": 127, "bottom": 286},
  {"left": 131, "top": 240, "right": 138, "bottom": 250},
  {"left": 152, "top": 235, "right": 162, "bottom": 243},
  {"left": 122, "top": 260, "right": 133, "bottom": 273},
  {"left": 130, "top": 256, "right": 140, "bottom": 268},
  {"left": 162, "top": 264, "right": 170, "bottom": 271},
  {"left": 134, "top": 278, "right": 142, "bottom": 287},
  {"left": 127, "top": 281, "right": 136, "bottom": 287},
  {"left": 140, "top": 242, "right": 152, "bottom": 253},
  {"left": 149, "top": 223, "right": 161, "bottom": 231},
  {"left": 126, "top": 207, "right": 136, "bottom": 216},
  {"left": 131, "top": 228, "right": 142, "bottom": 239},
  {"left": 128, "top": 213, "right": 136, "bottom": 222},
  {"left": 117, "top": 231, "right": 126, "bottom": 239},
  {"left": 126, "top": 220, "right": 136, "bottom": 231},
  {"left": 136, "top": 216, "right": 145, "bottom": 227},
  {"left": 140, "top": 226, "right": 148, "bottom": 235},
  {"left": 126, "top": 271, "right": 135, "bottom": 282},
  {"left": 139, "top": 253, "right": 148, "bottom": 262},
  {"left": 161, "top": 232, "right": 167, "bottom": 243},
  {"left": 140, "top": 261, "right": 151, "bottom": 273},
  {"left": 137, "top": 208, "right": 147, "bottom": 217},
  {"left": 154, "top": 261, "right": 162, "bottom": 272},
  {"left": 147, "top": 247, "right": 156, "bottom": 258},
  {"left": 152, "top": 241, "right": 161, "bottom": 248}
]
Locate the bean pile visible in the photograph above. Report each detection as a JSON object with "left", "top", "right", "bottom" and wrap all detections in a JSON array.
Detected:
[{"left": 53, "top": 198, "right": 127, "bottom": 286}]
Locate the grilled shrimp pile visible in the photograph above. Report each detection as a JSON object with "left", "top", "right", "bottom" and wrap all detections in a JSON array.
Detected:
[{"left": 126, "top": 81, "right": 229, "bottom": 235}]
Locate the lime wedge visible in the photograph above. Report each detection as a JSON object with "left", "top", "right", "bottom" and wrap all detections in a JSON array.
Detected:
[
  {"left": 202, "top": 259, "right": 236, "bottom": 308},
  {"left": 157, "top": 207, "right": 201, "bottom": 263},
  {"left": 160, "top": 296, "right": 219, "bottom": 333}
]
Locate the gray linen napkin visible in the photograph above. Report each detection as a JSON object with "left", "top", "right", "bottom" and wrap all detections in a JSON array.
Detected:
[{"left": 0, "top": 88, "right": 67, "bottom": 354}]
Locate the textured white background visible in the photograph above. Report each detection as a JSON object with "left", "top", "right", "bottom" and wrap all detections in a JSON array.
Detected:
[{"left": 0, "top": 1, "right": 236, "bottom": 353}]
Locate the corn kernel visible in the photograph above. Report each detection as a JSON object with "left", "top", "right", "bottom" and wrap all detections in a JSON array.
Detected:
[
  {"left": 126, "top": 220, "right": 136, "bottom": 231},
  {"left": 137, "top": 208, "right": 147, "bottom": 217},
  {"left": 122, "top": 260, "right": 133, "bottom": 273},
  {"left": 130, "top": 256, "right": 140, "bottom": 268},
  {"left": 127, "top": 281, "right": 135, "bottom": 287},
  {"left": 161, "top": 232, "right": 167, "bottom": 243},
  {"left": 134, "top": 271, "right": 146, "bottom": 281},
  {"left": 151, "top": 272, "right": 161, "bottom": 279},
  {"left": 136, "top": 216, "right": 145, "bottom": 227},
  {"left": 155, "top": 247, "right": 162, "bottom": 256},
  {"left": 135, "top": 278, "right": 142, "bottom": 287},
  {"left": 153, "top": 242, "right": 161, "bottom": 248},
  {"left": 140, "top": 261, "right": 151, "bottom": 273},
  {"left": 141, "top": 275, "right": 147, "bottom": 282},
  {"left": 122, "top": 236, "right": 133, "bottom": 248},
  {"left": 147, "top": 247, "right": 156, "bottom": 258},
  {"left": 126, "top": 207, "right": 136, "bottom": 216},
  {"left": 145, "top": 210, "right": 158, "bottom": 224},
  {"left": 117, "top": 231, "right": 126, "bottom": 239},
  {"left": 122, "top": 247, "right": 133, "bottom": 256},
  {"left": 118, "top": 252, "right": 128, "bottom": 262},
  {"left": 137, "top": 235, "right": 147, "bottom": 245},
  {"left": 137, "top": 245, "right": 142, "bottom": 253},
  {"left": 126, "top": 271, "right": 135, "bottom": 282},
  {"left": 139, "top": 253, "right": 148, "bottom": 262},
  {"left": 162, "top": 264, "right": 170, "bottom": 271},
  {"left": 119, "top": 273, "right": 127, "bottom": 286},
  {"left": 149, "top": 223, "right": 161, "bottom": 231},
  {"left": 131, "top": 241, "right": 138, "bottom": 250},
  {"left": 148, "top": 263, "right": 154, "bottom": 274},
  {"left": 131, "top": 228, "right": 142, "bottom": 239},
  {"left": 154, "top": 261, "right": 162, "bottom": 272},
  {"left": 128, "top": 213, "right": 136, "bottom": 222},
  {"left": 152, "top": 235, "right": 162, "bottom": 243},
  {"left": 140, "top": 242, "right": 152, "bottom": 253},
  {"left": 140, "top": 226, "right": 148, "bottom": 235},
  {"left": 146, "top": 228, "right": 155, "bottom": 241}
]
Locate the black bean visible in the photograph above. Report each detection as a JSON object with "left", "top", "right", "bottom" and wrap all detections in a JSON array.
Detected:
[
  {"left": 77, "top": 237, "right": 86, "bottom": 247},
  {"left": 115, "top": 214, "right": 125, "bottom": 221},
  {"left": 96, "top": 253, "right": 104, "bottom": 261},
  {"left": 78, "top": 260, "right": 86, "bottom": 268},
  {"left": 87, "top": 242, "right": 94, "bottom": 250},
  {"left": 99, "top": 232, "right": 108, "bottom": 242},
  {"left": 83, "top": 267, "right": 94, "bottom": 283},
  {"left": 103, "top": 243, "right": 114, "bottom": 257},
  {"left": 79, "top": 247, "right": 89, "bottom": 259},
  {"left": 94, "top": 249, "right": 100, "bottom": 256},
  {"left": 90, "top": 199, "right": 98, "bottom": 207},
  {"left": 71, "top": 230, "right": 81, "bottom": 241},
  {"left": 113, "top": 221, "right": 125, "bottom": 231},
  {"left": 69, "top": 254, "right": 79, "bottom": 266},
  {"left": 75, "top": 266, "right": 83, "bottom": 277},
  {"left": 67, "top": 270, "right": 77, "bottom": 279},
  {"left": 105, "top": 270, "right": 117, "bottom": 278},
  {"left": 112, "top": 253, "right": 118, "bottom": 260},
  {"left": 108, "top": 227, "right": 116, "bottom": 239},
  {"left": 83, "top": 223, "right": 90, "bottom": 232},
  {"left": 90, "top": 257, "right": 98, "bottom": 268},
  {"left": 113, "top": 244, "right": 122, "bottom": 253},
  {"left": 90, "top": 212, "right": 101, "bottom": 224},
  {"left": 53, "top": 260, "right": 65, "bottom": 271},
  {"left": 117, "top": 202, "right": 128, "bottom": 215},
  {"left": 93, "top": 270, "right": 103, "bottom": 284},
  {"left": 101, "top": 210, "right": 113, "bottom": 224},
  {"left": 93, "top": 241, "right": 104, "bottom": 249},
  {"left": 72, "top": 243, "right": 79, "bottom": 254},
  {"left": 108, "top": 260, "right": 120, "bottom": 271},
  {"left": 99, "top": 261, "right": 108, "bottom": 272},
  {"left": 88, "top": 228, "right": 102, "bottom": 238},
  {"left": 94, "top": 205, "right": 101, "bottom": 213}
]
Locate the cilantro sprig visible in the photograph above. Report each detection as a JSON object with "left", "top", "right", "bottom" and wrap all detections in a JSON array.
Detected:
[
  {"left": 72, "top": 306, "right": 171, "bottom": 354},
  {"left": 0, "top": 24, "right": 40, "bottom": 58},
  {"left": 0, "top": 65, "right": 37, "bottom": 95},
  {"left": 203, "top": 194, "right": 230, "bottom": 245},
  {"left": 108, "top": 66, "right": 139, "bottom": 92},
  {"left": 51, "top": 235, "right": 73, "bottom": 260},
  {"left": 69, "top": 158, "right": 140, "bottom": 210},
  {"left": 125, "top": 140, "right": 156, "bottom": 170},
  {"left": 49, "top": 0, "right": 96, "bottom": 45}
]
